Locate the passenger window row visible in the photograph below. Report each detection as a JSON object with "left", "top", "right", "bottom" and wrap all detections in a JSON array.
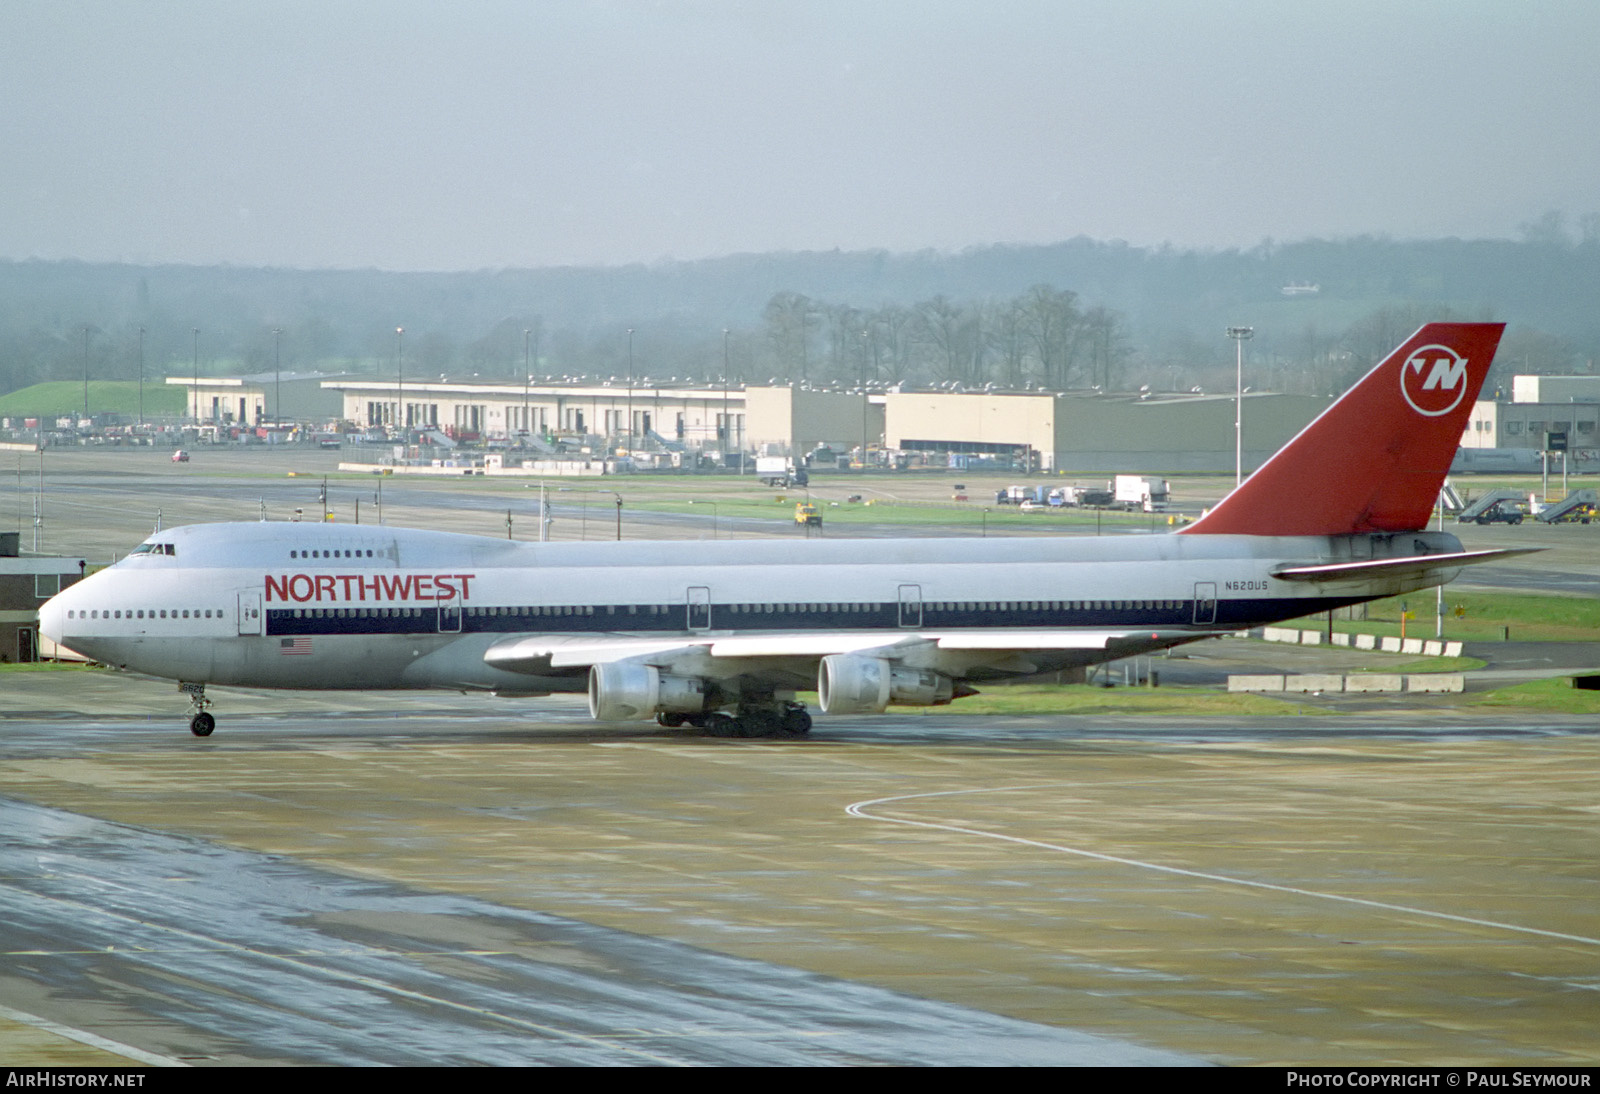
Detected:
[{"left": 67, "top": 609, "right": 221, "bottom": 620}]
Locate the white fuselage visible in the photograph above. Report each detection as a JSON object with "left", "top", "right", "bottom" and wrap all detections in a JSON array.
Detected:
[{"left": 42, "top": 521, "right": 1462, "bottom": 697}]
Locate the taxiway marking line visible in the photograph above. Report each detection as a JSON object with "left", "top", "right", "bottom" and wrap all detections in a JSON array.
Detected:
[
  {"left": 0, "top": 1004, "right": 190, "bottom": 1067},
  {"left": 846, "top": 784, "right": 1600, "bottom": 948}
]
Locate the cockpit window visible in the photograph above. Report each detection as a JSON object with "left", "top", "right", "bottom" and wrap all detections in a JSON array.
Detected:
[{"left": 129, "top": 543, "right": 175, "bottom": 556}]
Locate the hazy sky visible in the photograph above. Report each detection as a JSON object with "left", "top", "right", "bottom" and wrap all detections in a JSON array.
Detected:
[{"left": 4, "top": 1, "right": 1597, "bottom": 271}]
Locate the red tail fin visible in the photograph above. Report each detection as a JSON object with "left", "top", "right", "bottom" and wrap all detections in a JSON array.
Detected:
[{"left": 1181, "top": 322, "right": 1504, "bottom": 536}]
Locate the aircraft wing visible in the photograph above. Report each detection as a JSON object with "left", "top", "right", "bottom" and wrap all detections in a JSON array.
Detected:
[{"left": 482, "top": 627, "right": 1216, "bottom": 680}]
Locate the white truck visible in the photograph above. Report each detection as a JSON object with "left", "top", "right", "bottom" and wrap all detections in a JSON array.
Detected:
[
  {"left": 756, "top": 456, "right": 808, "bottom": 488},
  {"left": 1114, "top": 475, "right": 1170, "bottom": 512}
]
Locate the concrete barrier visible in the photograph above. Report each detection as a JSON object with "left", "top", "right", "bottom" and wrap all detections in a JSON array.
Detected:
[
  {"left": 1284, "top": 674, "right": 1343, "bottom": 693},
  {"left": 1228, "top": 675, "right": 1285, "bottom": 692},
  {"left": 1255, "top": 629, "right": 1467, "bottom": 659},
  {"left": 1344, "top": 675, "right": 1405, "bottom": 693},
  {"left": 1407, "top": 674, "right": 1465, "bottom": 693}
]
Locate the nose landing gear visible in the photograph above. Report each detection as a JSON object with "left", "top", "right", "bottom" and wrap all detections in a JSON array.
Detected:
[{"left": 180, "top": 682, "right": 215, "bottom": 737}]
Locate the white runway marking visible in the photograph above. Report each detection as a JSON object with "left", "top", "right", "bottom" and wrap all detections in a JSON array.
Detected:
[
  {"left": 846, "top": 784, "right": 1600, "bottom": 948},
  {"left": 0, "top": 1004, "right": 189, "bottom": 1067}
]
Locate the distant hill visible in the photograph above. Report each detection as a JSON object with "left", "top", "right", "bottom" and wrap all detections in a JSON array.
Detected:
[{"left": 3, "top": 235, "right": 1597, "bottom": 396}]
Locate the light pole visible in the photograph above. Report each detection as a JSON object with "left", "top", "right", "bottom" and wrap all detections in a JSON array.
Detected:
[
  {"left": 272, "top": 327, "right": 282, "bottom": 427},
  {"left": 192, "top": 328, "right": 200, "bottom": 425},
  {"left": 523, "top": 327, "right": 532, "bottom": 443},
  {"left": 626, "top": 327, "right": 635, "bottom": 450},
  {"left": 722, "top": 328, "right": 731, "bottom": 462},
  {"left": 137, "top": 326, "right": 145, "bottom": 429},
  {"left": 860, "top": 328, "right": 871, "bottom": 469},
  {"left": 395, "top": 327, "right": 404, "bottom": 434},
  {"left": 82, "top": 325, "right": 90, "bottom": 423},
  {"left": 1226, "top": 326, "right": 1254, "bottom": 486}
]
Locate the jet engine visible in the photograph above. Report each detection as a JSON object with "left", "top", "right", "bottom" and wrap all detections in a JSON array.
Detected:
[
  {"left": 817, "top": 654, "right": 954, "bottom": 715},
  {"left": 588, "top": 662, "right": 708, "bottom": 722}
]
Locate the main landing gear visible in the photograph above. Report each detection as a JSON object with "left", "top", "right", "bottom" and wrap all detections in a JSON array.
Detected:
[
  {"left": 181, "top": 682, "right": 215, "bottom": 737},
  {"left": 657, "top": 701, "right": 812, "bottom": 739}
]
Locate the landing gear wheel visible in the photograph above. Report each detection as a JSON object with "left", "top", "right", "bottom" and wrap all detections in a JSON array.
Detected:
[
  {"left": 703, "top": 712, "right": 742, "bottom": 737},
  {"left": 180, "top": 682, "right": 214, "bottom": 738},
  {"left": 781, "top": 706, "right": 812, "bottom": 736},
  {"left": 656, "top": 712, "right": 687, "bottom": 728}
]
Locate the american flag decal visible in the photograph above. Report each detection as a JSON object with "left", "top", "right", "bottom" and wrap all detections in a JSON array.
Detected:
[{"left": 278, "top": 637, "right": 313, "bottom": 656}]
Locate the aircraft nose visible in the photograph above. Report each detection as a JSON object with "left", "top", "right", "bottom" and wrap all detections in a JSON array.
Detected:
[
  {"left": 39, "top": 564, "right": 92, "bottom": 647},
  {"left": 39, "top": 586, "right": 70, "bottom": 645}
]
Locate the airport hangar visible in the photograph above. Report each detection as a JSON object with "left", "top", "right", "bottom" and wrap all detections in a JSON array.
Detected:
[
  {"left": 166, "top": 371, "right": 354, "bottom": 426},
  {"left": 314, "top": 376, "right": 1332, "bottom": 474},
  {"left": 1461, "top": 374, "right": 1600, "bottom": 453},
  {"left": 172, "top": 371, "right": 1597, "bottom": 473}
]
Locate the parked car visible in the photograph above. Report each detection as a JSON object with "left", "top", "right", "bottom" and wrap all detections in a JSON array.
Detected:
[{"left": 171, "top": 450, "right": 190, "bottom": 463}]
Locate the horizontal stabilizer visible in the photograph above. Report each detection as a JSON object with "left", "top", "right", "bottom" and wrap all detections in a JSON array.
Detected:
[{"left": 1271, "top": 547, "right": 1541, "bottom": 583}]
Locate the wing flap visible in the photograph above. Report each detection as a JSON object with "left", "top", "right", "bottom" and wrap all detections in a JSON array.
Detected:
[
  {"left": 483, "top": 628, "right": 1214, "bottom": 677},
  {"left": 932, "top": 628, "right": 1214, "bottom": 650}
]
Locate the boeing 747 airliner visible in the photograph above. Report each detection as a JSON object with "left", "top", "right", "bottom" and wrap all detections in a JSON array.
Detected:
[{"left": 41, "top": 323, "right": 1519, "bottom": 737}]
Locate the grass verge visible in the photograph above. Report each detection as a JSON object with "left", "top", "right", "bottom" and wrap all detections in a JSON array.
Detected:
[{"left": 1466, "top": 676, "right": 1600, "bottom": 716}]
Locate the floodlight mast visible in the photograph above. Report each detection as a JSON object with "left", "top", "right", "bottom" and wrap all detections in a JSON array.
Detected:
[{"left": 1226, "top": 326, "right": 1254, "bottom": 486}]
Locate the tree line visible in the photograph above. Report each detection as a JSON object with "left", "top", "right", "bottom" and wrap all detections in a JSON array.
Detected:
[
  {"left": 2, "top": 228, "right": 1597, "bottom": 404},
  {"left": 761, "top": 286, "right": 1129, "bottom": 390}
]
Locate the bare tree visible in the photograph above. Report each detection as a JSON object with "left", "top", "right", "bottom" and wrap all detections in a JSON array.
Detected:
[
  {"left": 763, "top": 292, "right": 818, "bottom": 380},
  {"left": 1016, "top": 284, "right": 1080, "bottom": 388}
]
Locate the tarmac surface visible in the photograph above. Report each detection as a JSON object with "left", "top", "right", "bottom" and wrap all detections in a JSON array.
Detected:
[
  {"left": 2, "top": 675, "right": 1598, "bottom": 1066},
  {"left": 2, "top": 447, "right": 1597, "bottom": 1066}
]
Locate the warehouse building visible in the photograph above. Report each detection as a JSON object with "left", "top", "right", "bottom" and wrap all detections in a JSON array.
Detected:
[
  {"left": 882, "top": 389, "right": 1333, "bottom": 473},
  {"left": 0, "top": 533, "right": 85, "bottom": 663},
  {"left": 167, "top": 372, "right": 354, "bottom": 426},
  {"left": 1462, "top": 375, "right": 1600, "bottom": 454}
]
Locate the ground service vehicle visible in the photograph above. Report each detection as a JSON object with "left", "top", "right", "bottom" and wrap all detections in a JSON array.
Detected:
[{"left": 757, "top": 457, "right": 808, "bottom": 488}]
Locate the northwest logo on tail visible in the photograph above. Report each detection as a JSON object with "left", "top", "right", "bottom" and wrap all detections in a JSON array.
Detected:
[{"left": 1401, "top": 344, "right": 1470, "bottom": 416}]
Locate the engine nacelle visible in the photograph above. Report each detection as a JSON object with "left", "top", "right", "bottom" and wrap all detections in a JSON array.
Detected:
[
  {"left": 817, "top": 655, "right": 954, "bottom": 715},
  {"left": 588, "top": 662, "right": 708, "bottom": 721}
]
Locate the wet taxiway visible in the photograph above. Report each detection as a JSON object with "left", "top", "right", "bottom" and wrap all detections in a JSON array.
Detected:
[
  {"left": 6, "top": 449, "right": 1598, "bottom": 1064},
  {"left": 1, "top": 675, "right": 1597, "bottom": 1066}
]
